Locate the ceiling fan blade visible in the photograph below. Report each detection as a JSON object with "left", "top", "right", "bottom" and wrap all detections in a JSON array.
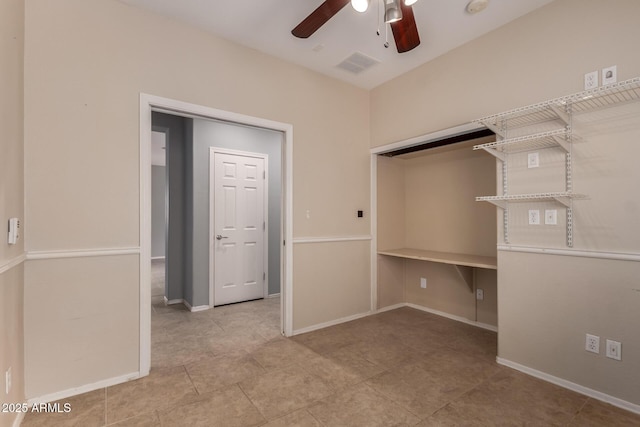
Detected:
[
  {"left": 390, "top": 3, "right": 420, "bottom": 53},
  {"left": 292, "top": 0, "right": 351, "bottom": 38}
]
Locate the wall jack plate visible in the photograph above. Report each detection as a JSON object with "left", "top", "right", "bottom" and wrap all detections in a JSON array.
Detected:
[{"left": 606, "top": 339, "right": 621, "bottom": 361}]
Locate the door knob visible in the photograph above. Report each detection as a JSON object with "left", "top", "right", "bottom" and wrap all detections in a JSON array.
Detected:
[{"left": 216, "top": 235, "right": 228, "bottom": 240}]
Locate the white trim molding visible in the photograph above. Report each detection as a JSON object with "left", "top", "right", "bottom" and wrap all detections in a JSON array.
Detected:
[
  {"left": 375, "top": 302, "right": 498, "bottom": 332},
  {"left": 498, "top": 245, "right": 640, "bottom": 262},
  {"left": 26, "top": 247, "right": 140, "bottom": 260},
  {"left": 140, "top": 94, "right": 295, "bottom": 363},
  {"left": 405, "top": 303, "right": 498, "bottom": 332},
  {"left": 497, "top": 357, "right": 640, "bottom": 415},
  {"left": 12, "top": 411, "right": 26, "bottom": 427},
  {"left": 292, "top": 235, "right": 372, "bottom": 244},
  {"left": 293, "top": 310, "right": 372, "bottom": 336},
  {"left": 27, "top": 371, "right": 140, "bottom": 406},
  {"left": 0, "top": 252, "right": 26, "bottom": 275}
]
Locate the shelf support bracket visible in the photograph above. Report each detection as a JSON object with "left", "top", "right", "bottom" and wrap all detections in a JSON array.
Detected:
[
  {"left": 480, "top": 147, "right": 506, "bottom": 161},
  {"left": 454, "top": 265, "right": 474, "bottom": 292},
  {"left": 482, "top": 122, "right": 505, "bottom": 138},
  {"left": 549, "top": 105, "right": 570, "bottom": 126},
  {"left": 552, "top": 135, "right": 571, "bottom": 153},
  {"left": 553, "top": 196, "right": 572, "bottom": 208}
]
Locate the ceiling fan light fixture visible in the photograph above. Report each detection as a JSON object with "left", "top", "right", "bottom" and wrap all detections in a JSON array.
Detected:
[
  {"left": 351, "top": 0, "right": 369, "bottom": 13},
  {"left": 404, "top": 0, "right": 418, "bottom": 6},
  {"left": 384, "top": 0, "right": 403, "bottom": 23},
  {"left": 466, "top": 0, "right": 489, "bottom": 14}
]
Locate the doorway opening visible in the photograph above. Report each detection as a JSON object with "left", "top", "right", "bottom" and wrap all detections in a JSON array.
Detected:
[{"left": 139, "top": 94, "right": 293, "bottom": 376}]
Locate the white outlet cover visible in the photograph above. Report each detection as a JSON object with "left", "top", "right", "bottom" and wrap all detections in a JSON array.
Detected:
[
  {"left": 602, "top": 65, "right": 617, "bottom": 86},
  {"left": 584, "top": 71, "right": 598, "bottom": 90},
  {"left": 527, "top": 152, "right": 540, "bottom": 168},
  {"left": 420, "top": 278, "right": 427, "bottom": 289},
  {"left": 586, "top": 334, "right": 600, "bottom": 354},
  {"left": 606, "top": 339, "right": 622, "bottom": 361},
  {"left": 545, "top": 209, "right": 557, "bottom": 225},
  {"left": 528, "top": 210, "right": 540, "bottom": 225},
  {"left": 476, "top": 288, "right": 484, "bottom": 301}
]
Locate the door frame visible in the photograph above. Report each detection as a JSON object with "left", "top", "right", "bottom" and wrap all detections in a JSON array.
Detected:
[
  {"left": 209, "top": 148, "right": 269, "bottom": 307},
  {"left": 139, "top": 93, "right": 294, "bottom": 376}
]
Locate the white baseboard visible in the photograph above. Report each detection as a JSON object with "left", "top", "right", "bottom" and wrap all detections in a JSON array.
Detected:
[
  {"left": 163, "top": 297, "right": 209, "bottom": 312},
  {"left": 12, "top": 410, "right": 26, "bottom": 427},
  {"left": 150, "top": 256, "right": 165, "bottom": 261},
  {"left": 267, "top": 293, "right": 280, "bottom": 299},
  {"left": 27, "top": 371, "right": 141, "bottom": 406},
  {"left": 183, "top": 299, "right": 209, "bottom": 312},
  {"left": 375, "top": 303, "right": 406, "bottom": 313},
  {"left": 293, "top": 310, "right": 372, "bottom": 336},
  {"left": 497, "top": 357, "right": 640, "bottom": 415},
  {"left": 377, "top": 302, "right": 499, "bottom": 332}
]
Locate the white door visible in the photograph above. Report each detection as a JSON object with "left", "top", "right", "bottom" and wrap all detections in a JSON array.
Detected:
[{"left": 212, "top": 151, "right": 266, "bottom": 306}]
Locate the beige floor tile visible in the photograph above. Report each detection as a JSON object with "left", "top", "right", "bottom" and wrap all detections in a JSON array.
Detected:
[
  {"left": 261, "top": 409, "right": 322, "bottom": 427},
  {"left": 436, "top": 368, "right": 588, "bottom": 425},
  {"left": 185, "top": 350, "right": 265, "bottom": 394},
  {"left": 158, "top": 385, "right": 265, "bottom": 427},
  {"left": 249, "top": 338, "right": 319, "bottom": 371},
  {"left": 365, "top": 349, "right": 499, "bottom": 419},
  {"left": 106, "top": 366, "right": 198, "bottom": 424},
  {"left": 239, "top": 365, "right": 333, "bottom": 420},
  {"left": 106, "top": 411, "right": 160, "bottom": 426},
  {"left": 151, "top": 333, "right": 215, "bottom": 369},
  {"left": 323, "top": 345, "right": 387, "bottom": 380},
  {"left": 299, "top": 353, "right": 366, "bottom": 391},
  {"left": 22, "top": 389, "right": 105, "bottom": 427},
  {"left": 203, "top": 329, "right": 269, "bottom": 356},
  {"left": 346, "top": 335, "right": 425, "bottom": 369},
  {"left": 291, "top": 325, "right": 359, "bottom": 354},
  {"left": 307, "top": 382, "right": 421, "bottom": 426},
  {"left": 568, "top": 399, "right": 640, "bottom": 426}
]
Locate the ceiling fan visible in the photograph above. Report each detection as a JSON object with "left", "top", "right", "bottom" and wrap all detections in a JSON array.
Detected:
[{"left": 292, "top": 0, "right": 421, "bottom": 54}]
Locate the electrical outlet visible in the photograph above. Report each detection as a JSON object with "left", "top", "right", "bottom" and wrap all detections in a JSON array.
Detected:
[
  {"left": 602, "top": 65, "right": 617, "bottom": 86},
  {"left": 5, "top": 367, "right": 11, "bottom": 395},
  {"left": 528, "top": 210, "right": 540, "bottom": 225},
  {"left": 586, "top": 334, "right": 600, "bottom": 354},
  {"left": 527, "top": 152, "right": 540, "bottom": 168},
  {"left": 606, "top": 339, "right": 622, "bottom": 361},
  {"left": 476, "top": 288, "right": 484, "bottom": 301},
  {"left": 584, "top": 71, "right": 598, "bottom": 90},
  {"left": 420, "top": 277, "right": 427, "bottom": 289},
  {"left": 545, "top": 209, "right": 557, "bottom": 225}
]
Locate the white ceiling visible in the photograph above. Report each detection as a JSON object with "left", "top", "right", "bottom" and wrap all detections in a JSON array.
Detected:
[{"left": 118, "top": 0, "right": 554, "bottom": 89}]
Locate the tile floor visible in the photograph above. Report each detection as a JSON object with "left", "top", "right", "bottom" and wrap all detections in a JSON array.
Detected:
[{"left": 21, "top": 263, "right": 640, "bottom": 426}]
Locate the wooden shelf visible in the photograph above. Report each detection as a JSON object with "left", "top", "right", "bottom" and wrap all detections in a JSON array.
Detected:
[{"left": 378, "top": 248, "right": 497, "bottom": 270}]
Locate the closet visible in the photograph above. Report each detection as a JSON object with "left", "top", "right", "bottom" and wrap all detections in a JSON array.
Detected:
[{"left": 375, "top": 131, "right": 499, "bottom": 330}]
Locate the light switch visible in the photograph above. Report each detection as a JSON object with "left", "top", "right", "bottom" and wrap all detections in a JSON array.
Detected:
[{"left": 7, "top": 218, "right": 20, "bottom": 245}]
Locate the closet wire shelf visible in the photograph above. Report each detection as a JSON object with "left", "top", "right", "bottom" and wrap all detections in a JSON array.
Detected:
[
  {"left": 473, "top": 128, "right": 570, "bottom": 155},
  {"left": 473, "top": 77, "right": 640, "bottom": 130},
  {"left": 476, "top": 192, "right": 586, "bottom": 209}
]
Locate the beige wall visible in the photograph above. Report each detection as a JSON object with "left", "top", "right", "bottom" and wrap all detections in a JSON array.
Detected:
[
  {"left": 376, "top": 142, "right": 497, "bottom": 325},
  {"left": 24, "top": 0, "right": 370, "bottom": 398},
  {"left": 0, "top": 0, "right": 26, "bottom": 425},
  {"left": 372, "top": 0, "right": 640, "bottom": 408}
]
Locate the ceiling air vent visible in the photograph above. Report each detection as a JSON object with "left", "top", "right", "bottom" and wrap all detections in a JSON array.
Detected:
[{"left": 336, "top": 52, "right": 380, "bottom": 74}]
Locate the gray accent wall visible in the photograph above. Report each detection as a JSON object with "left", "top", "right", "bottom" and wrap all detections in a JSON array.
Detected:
[
  {"left": 151, "top": 165, "right": 166, "bottom": 259},
  {"left": 192, "top": 119, "right": 283, "bottom": 304},
  {"left": 152, "top": 112, "right": 191, "bottom": 304},
  {"left": 152, "top": 112, "right": 283, "bottom": 308}
]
